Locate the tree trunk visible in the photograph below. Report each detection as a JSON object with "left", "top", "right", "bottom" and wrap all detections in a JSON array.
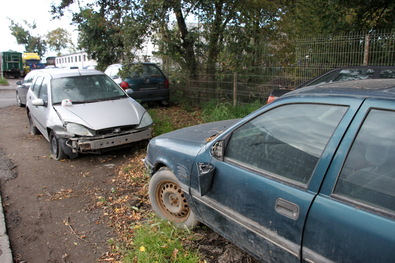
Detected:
[{"left": 173, "top": 3, "right": 197, "bottom": 78}]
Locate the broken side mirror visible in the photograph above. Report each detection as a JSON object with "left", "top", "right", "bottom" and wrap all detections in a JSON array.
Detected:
[
  {"left": 197, "top": 162, "right": 215, "bottom": 196},
  {"left": 211, "top": 140, "right": 224, "bottom": 161}
]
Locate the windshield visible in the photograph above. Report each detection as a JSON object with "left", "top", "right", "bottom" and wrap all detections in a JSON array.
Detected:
[{"left": 51, "top": 75, "right": 127, "bottom": 104}]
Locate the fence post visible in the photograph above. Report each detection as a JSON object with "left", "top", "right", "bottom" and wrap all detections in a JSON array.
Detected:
[
  {"left": 363, "top": 34, "right": 370, "bottom": 66},
  {"left": 233, "top": 72, "right": 237, "bottom": 106}
]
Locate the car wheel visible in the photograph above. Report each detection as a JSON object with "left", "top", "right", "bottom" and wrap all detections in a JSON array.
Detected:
[
  {"left": 149, "top": 168, "right": 199, "bottom": 228},
  {"left": 50, "top": 131, "right": 67, "bottom": 160},
  {"left": 27, "top": 111, "right": 40, "bottom": 135},
  {"left": 16, "top": 92, "right": 24, "bottom": 107}
]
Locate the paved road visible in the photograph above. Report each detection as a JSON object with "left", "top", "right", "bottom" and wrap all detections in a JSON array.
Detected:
[{"left": 0, "top": 78, "right": 17, "bottom": 108}]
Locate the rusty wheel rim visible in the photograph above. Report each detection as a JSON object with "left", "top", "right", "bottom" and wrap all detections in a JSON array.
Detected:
[{"left": 156, "top": 180, "right": 190, "bottom": 222}]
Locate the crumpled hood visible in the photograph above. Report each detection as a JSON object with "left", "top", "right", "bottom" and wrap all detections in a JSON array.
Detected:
[
  {"left": 157, "top": 119, "right": 239, "bottom": 145},
  {"left": 147, "top": 119, "right": 240, "bottom": 170},
  {"left": 53, "top": 98, "right": 144, "bottom": 130}
]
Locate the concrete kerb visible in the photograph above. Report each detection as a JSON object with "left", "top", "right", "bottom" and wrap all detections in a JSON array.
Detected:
[{"left": 0, "top": 195, "right": 12, "bottom": 263}]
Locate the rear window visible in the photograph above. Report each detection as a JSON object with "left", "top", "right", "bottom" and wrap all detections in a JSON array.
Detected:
[{"left": 380, "top": 69, "right": 395, "bottom": 78}]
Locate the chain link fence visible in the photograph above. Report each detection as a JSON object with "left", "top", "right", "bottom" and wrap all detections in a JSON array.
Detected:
[{"left": 169, "top": 31, "right": 395, "bottom": 105}]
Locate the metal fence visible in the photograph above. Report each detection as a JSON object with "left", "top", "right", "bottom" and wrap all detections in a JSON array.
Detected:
[{"left": 171, "top": 31, "right": 395, "bottom": 105}]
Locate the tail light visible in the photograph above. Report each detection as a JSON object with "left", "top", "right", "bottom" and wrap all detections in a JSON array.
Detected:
[
  {"left": 267, "top": 96, "right": 276, "bottom": 104},
  {"left": 120, "top": 81, "right": 129, "bottom": 90},
  {"left": 164, "top": 79, "right": 169, "bottom": 89}
]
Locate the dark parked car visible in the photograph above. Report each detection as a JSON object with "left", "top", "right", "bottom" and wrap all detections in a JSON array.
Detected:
[
  {"left": 267, "top": 65, "right": 395, "bottom": 103},
  {"left": 146, "top": 79, "right": 395, "bottom": 262},
  {"left": 104, "top": 63, "right": 170, "bottom": 105}
]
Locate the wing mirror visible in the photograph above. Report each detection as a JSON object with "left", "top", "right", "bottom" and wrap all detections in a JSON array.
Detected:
[
  {"left": 32, "top": 98, "right": 46, "bottom": 107},
  {"left": 211, "top": 140, "right": 224, "bottom": 160}
]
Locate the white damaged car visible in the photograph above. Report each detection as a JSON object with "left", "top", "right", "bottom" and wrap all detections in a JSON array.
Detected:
[{"left": 26, "top": 68, "right": 153, "bottom": 160}]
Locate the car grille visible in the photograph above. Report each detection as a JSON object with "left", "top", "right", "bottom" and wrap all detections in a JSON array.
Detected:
[{"left": 96, "top": 125, "right": 137, "bottom": 136}]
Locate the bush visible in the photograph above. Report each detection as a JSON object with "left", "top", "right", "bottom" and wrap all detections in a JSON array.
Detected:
[{"left": 0, "top": 78, "right": 8, "bottom": 85}]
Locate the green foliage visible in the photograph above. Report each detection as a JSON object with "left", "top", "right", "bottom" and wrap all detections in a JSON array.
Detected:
[
  {"left": 201, "top": 100, "right": 262, "bottom": 122},
  {"left": 148, "top": 109, "right": 175, "bottom": 136},
  {"left": 50, "top": 0, "right": 395, "bottom": 76},
  {"left": 46, "top": 28, "right": 72, "bottom": 53},
  {"left": 8, "top": 20, "right": 47, "bottom": 56},
  {"left": 72, "top": 4, "right": 126, "bottom": 69},
  {"left": 280, "top": 0, "right": 395, "bottom": 36},
  {"left": 123, "top": 217, "right": 200, "bottom": 263}
]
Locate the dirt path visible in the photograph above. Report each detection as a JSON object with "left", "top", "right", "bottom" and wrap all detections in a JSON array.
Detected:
[
  {"left": 0, "top": 105, "right": 135, "bottom": 263},
  {"left": 0, "top": 98, "right": 258, "bottom": 263}
]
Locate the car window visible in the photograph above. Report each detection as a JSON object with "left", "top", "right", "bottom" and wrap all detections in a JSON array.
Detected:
[
  {"left": 104, "top": 66, "right": 112, "bottom": 76},
  {"left": 112, "top": 66, "right": 120, "bottom": 78},
  {"left": 225, "top": 104, "right": 347, "bottom": 185},
  {"left": 334, "top": 69, "right": 374, "bottom": 82},
  {"left": 145, "top": 65, "right": 163, "bottom": 77},
  {"left": 24, "top": 72, "right": 36, "bottom": 84},
  {"left": 334, "top": 109, "right": 395, "bottom": 213},
  {"left": 31, "top": 76, "right": 44, "bottom": 95},
  {"left": 51, "top": 75, "right": 127, "bottom": 104},
  {"left": 380, "top": 69, "right": 395, "bottom": 78},
  {"left": 308, "top": 70, "right": 341, "bottom": 86},
  {"left": 38, "top": 78, "right": 49, "bottom": 101}
]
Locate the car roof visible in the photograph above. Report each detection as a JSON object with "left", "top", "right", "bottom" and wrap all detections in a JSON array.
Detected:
[
  {"left": 34, "top": 68, "right": 105, "bottom": 79},
  {"left": 109, "top": 62, "right": 158, "bottom": 67},
  {"left": 284, "top": 79, "right": 395, "bottom": 100},
  {"left": 326, "top": 65, "right": 395, "bottom": 70},
  {"left": 296, "top": 65, "right": 395, "bottom": 89}
]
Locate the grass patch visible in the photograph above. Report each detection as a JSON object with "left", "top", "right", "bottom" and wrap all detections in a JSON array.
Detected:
[
  {"left": 0, "top": 78, "right": 9, "bottom": 86},
  {"left": 201, "top": 100, "right": 262, "bottom": 122},
  {"left": 148, "top": 109, "right": 175, "bottom": 136},
  {"left": 123, "top": 217, "right": 200, "bottom": 263}
]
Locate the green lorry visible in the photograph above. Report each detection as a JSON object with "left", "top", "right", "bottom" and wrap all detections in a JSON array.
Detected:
[{"left": 0, "top": 51, "right": 23, "bottom": 78}]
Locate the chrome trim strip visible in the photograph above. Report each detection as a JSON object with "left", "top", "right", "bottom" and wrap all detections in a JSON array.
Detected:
[{"left": 303, "top": 247, "right": 335, "bottom": 263}]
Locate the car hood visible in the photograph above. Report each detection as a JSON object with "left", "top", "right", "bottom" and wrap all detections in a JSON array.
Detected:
[
  {"left": 157, "top": 119, "right": 239, "bottom": 145},
  {"left": 53, "top": 98, "right": 145, "bottom": 130}
]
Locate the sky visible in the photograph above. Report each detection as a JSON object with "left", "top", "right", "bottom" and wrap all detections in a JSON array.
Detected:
[{"left": 0, "top": 0, "right": 78, "bottom": 58}]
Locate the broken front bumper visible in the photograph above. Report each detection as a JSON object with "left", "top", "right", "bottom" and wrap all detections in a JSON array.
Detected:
[{"left": 68, "top": 128, "right": 152, "bottom": 153}]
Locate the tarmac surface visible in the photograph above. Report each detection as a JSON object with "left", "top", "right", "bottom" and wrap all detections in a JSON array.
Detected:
[{"left": 0, "top": 79, "right": 17, "bottom": 263}]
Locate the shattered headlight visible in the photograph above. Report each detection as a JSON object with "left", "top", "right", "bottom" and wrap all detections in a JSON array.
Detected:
[
  {"left": 136, "top": 111, "right": 153, "bottom": 129},
  {"left": 66, "top": 123, "right": 95, "bottom": 136}
]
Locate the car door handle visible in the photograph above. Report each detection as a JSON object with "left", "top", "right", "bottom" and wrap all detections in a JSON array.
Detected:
[{"left": 275, "top": 198, "right": 299, "bottom": 220}]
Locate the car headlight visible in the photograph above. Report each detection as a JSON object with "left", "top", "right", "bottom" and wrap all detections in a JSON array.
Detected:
[
  {"left": 66, "top": 123, "right": 94, "bottom": 136},
  {"left": 137, "top": 111, "right": 153, "bottom": 129}
]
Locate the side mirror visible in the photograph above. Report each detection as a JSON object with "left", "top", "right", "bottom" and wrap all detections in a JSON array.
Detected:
[
  {"left": 211, "top": 140, "right": 224, "bottom": 161},
  {"left": 197, "top": 163, "right": 215, "bottom": 196},
  {"left": 32, "top": 98, "right": 46, "bottom": 107},
  {"left": 16, "top": 81, "right": 22, "bottom": 85}
]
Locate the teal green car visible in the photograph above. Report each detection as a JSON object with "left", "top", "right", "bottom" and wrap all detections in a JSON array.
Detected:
[{"left": 145, "top": 79, "right": 395, "bottom": 262}]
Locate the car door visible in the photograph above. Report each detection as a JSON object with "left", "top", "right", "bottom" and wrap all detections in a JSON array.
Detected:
[
  {"left": 190, "top": 98, "right": 362, "bottom": 262},
  {"left": 302, "top": 99, "right": 395, "bottom": 263},
  {"left": 28, "top": 76, "right": 50, "bottom": 137}
]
